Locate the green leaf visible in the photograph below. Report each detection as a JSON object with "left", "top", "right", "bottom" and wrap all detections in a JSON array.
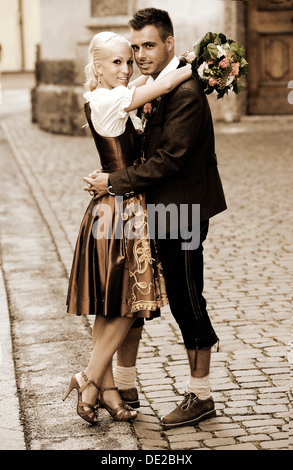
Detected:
[
  {"left": 214, "top": 35, "right": 222, "bottom": 46},
  {"left": 233, "top": 81, "right": 243, "bottom": 94},
  {"left": 230, "top": 42, "right": 240, "bottom": 54},
  {"left": 203, "top": 32, "right": 217, "bottom": 45},
  {"left": 239, "top": 45, "right": 245, "bottom": 56},
  {"left": 206, "top": 43, "right": 219, "bottom": 60},
  {"left": 193, "top": 32, "right": 215, "bottom": 56},
  {"left": 193, "top": 37, "right": 203, "bottom": 56},
  {"left": 216, "top": 87, "right": 230, "bottom": 100},
  {"left": 218, "top": 33, "right": 227, "bottom": 44}
]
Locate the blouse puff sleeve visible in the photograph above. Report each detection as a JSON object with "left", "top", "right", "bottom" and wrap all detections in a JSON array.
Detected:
[{"left": 83, "top": 86, "right": 143, "bottom": 137}]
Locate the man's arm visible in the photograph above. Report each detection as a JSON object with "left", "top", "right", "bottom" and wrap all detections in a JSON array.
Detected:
[
  {"left": 109, "top": 84, "right": 203, "bottom": 196},
  {"left": 84, "top": 84, "right": 203, "bottom": 199}
]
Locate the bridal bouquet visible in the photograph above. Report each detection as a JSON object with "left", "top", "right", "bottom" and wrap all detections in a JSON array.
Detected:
[{"left": 191, "top": 32, "right": 248, "bottom": 99}]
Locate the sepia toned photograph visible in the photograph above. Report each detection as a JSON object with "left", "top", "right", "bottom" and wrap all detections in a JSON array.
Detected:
[{"left": 0, "top": 0, "right": 292, "bottom": 455}]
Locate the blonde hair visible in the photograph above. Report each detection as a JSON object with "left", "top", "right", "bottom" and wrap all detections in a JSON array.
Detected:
[{"left": 84, "top": 32, "right": 131, "bottom": 91}]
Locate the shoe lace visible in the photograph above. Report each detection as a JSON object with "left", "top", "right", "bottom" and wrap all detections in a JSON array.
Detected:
[{"left": 181, "top": 392, "right": 198, "bottom": 411}]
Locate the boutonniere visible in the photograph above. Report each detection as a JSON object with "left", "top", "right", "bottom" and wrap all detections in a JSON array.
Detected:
[{"left": 141, "top": 97, "right": 161, "bottom": 130}]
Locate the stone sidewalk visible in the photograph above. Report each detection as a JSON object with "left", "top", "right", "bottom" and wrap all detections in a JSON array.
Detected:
[{"left": 0, "top": 98, "right": 292, "bottom": 450}]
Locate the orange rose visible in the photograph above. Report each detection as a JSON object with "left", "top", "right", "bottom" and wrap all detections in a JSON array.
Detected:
[
  {"left": 219, "top": 58, "right": 230, "bottom": 69},
  {"left": 230, "top": 62, "right": 240, "bottom": 76},
  {"left": 143, "top": 103, "right": 152, "bottom": 114},
  {"left": 208, "top": 77, "right": 218, "bottom": 87}
]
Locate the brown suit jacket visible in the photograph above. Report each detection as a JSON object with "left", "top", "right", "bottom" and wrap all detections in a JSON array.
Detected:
[{"left": 109, "top": 70, "right": 227, "bottom": 229}]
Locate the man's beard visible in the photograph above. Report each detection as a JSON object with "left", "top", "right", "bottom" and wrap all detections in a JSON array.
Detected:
[{"left": 137, "top": 50, "right": 171, "bottom": 79}]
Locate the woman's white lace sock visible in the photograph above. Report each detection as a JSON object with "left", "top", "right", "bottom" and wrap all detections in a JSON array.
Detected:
[
  {"left": 186, "top": 374, "right": 211, "bottom": 400},
  {"left": 113, "top": 365, "right": 136, "bottom": 390}
]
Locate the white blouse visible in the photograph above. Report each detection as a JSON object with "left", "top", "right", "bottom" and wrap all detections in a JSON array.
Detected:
[{"left": 83, "top": 86, "right": 143, "bottom": 138}]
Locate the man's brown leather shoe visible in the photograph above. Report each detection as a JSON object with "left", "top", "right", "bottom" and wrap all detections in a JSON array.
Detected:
[
  {"left": 119, "top": 387, "right": 140, "bottom": 409},
  {"left": 161, "top": 392, "right": 216, "bottom": 428}
]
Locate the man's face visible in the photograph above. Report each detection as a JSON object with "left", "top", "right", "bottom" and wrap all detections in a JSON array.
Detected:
[{"left": 130, "top": 25, "right": 174, "bottom": 79}]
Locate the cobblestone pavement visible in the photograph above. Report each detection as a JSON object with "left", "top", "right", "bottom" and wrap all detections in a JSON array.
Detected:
[{"left": 0, "top": 92, "right": 292, "bottom": 450}]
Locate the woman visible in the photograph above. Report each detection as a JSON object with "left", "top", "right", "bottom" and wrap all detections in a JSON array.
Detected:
[{"left": 63, "top": 32, "right": 192, "bottom": 425}]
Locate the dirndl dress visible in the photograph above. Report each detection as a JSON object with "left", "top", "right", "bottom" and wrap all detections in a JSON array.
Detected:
[{"left": 66, "top": 86, "right": 168, "bottom": 319}]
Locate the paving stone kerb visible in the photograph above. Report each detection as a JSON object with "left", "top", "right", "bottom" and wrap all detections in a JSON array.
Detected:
[{"left": 0, "top": 108, "right": 292, "bottom": 450}]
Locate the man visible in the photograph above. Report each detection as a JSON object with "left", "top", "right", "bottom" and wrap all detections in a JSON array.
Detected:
[{"left": 85, "top": 8, "right": 227, "bottom": 428}]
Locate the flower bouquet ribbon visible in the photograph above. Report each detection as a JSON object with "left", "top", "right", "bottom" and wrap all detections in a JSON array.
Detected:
[{"left": 191, "top": 32, "right": 248, "bottom": 99}]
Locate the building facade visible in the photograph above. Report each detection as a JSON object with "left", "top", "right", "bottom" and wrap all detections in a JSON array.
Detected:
[
  {"left": 0, "top": 0, "right": 41, "bottom": 72},
  {"left": 2, "top": 0, "right": 292, "bottom": 134}
]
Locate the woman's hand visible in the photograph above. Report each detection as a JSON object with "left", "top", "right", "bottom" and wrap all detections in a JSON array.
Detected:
[
  {"left": 83, "top": 170, "right": 109, "bottom": 200},
  {"left": 179, "top": 51, "right": 196, "bottom": 64}
]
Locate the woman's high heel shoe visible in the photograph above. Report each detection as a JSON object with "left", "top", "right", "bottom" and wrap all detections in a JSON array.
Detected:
[
  {"left": 98, "top": 386, "right": 137, "bottom": 422},
  {"left": 63, "top": 372, "right": 100, "bottom": 425}
]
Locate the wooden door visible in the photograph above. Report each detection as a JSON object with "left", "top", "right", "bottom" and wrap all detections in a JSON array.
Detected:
[{"left": 246, "top": 0, "right": 293, "bottom": 114}]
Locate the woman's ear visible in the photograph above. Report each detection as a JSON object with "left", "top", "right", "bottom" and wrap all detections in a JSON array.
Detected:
[{"left": 95, "top": 61, "right": 103, "bottom": 76}]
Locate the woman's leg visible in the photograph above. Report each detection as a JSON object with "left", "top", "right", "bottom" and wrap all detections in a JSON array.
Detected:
[
  {"left": 91, "top": 316, "right": 117, "bottom": 392},
  {"left": 77, "top": 316, "right": 135, "bottom": 409}
]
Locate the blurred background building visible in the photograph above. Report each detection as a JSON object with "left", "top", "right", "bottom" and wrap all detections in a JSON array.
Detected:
[
  {"left": 0, "top": 0, "right": 40, "bottom": 72},
  {"left": 0, "top": 0, "right": 292, "bottom": 135}
]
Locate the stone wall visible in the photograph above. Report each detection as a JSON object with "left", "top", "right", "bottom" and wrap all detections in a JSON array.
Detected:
[
  {"left": 31, "top": 0, "right": 90, "bottom": 135},
  {"left": 31, "top": 58, "right": 86, "bottom": 135}
]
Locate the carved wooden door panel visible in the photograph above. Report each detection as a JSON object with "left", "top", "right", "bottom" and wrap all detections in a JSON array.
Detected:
[{"left": 246, "top": 0, "right": 293, "bottom": 114}]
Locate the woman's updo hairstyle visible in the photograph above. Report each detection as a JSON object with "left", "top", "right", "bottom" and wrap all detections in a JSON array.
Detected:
[{"left": 85, "top": 31, "right": 131, "bottom": 91}]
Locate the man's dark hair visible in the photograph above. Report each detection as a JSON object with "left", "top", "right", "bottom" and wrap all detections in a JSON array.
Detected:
[{"left": 129, "top": 8, "right": 174, "bottom": 42}]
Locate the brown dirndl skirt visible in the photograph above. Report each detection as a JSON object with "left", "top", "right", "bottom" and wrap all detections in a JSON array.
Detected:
[{"left": 66, "top": 194, "right": 168, "bottom": 318}]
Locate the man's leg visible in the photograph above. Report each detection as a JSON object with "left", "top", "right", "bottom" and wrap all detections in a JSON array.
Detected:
[
  {"left": 187, "top": 347, "right": 211, "bottom": 378},
  {"left": 113, "top": 319, "right": 144, "bottom": 408},
  {"left": 116, "top": 325, "right": 143, "bottom": 367},
  {"left": 185, "top": 347, "right": 212, "bottom": 401},
  {"left": 158, "top": 223, "right": 218, "bottom": 427}
]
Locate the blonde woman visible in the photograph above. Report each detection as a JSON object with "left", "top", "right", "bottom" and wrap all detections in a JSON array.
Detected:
[{"left": 64, "top": 32, "right": 192, "bottom": 425}]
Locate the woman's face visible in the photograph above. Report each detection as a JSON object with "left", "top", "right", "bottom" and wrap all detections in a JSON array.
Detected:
[{"left": 97, "top": 43, "right": 134, "bottom": 89}]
